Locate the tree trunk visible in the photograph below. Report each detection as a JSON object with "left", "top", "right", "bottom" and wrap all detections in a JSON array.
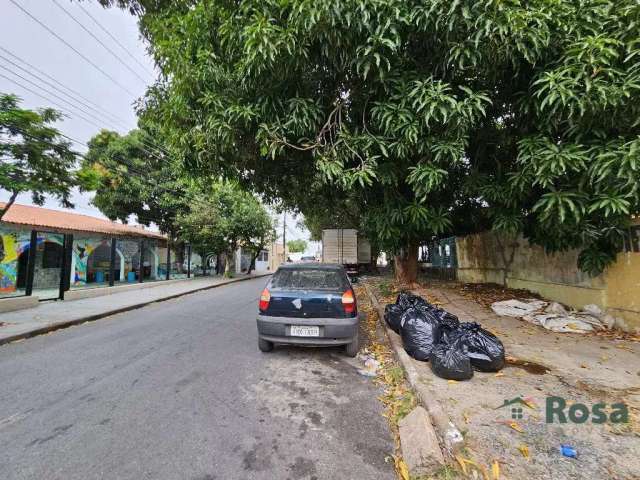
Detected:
[
  {"left": 394, "top": 243, "right": 419, "bottom": 285},
  {"left": 223, "top": 251, "right": 232, "bottom": 276},
  {"left": 247, "top": 251, "right": 259, "bottom": 275},
  {"left": 0, "top": 191, "right": 18, "bottom": 222},
  {"left": 369, "top": 248, "right": 380, "bottom": 274}
]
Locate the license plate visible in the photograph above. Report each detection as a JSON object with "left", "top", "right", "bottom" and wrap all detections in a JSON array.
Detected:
[{"left": 290, "top": 325, "right": 320, "bottom": 337}]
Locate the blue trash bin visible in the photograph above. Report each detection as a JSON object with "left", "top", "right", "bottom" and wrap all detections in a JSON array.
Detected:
[
  {"left": 95, "top": 271, "right": 104, "bottom": 283},
  {"left": 127, "top": 271, "right": 136, "bottom": 283}
]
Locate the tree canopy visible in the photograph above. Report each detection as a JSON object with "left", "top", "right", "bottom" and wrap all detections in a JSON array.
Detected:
[
  {"left": 177, "top": 180, "right": 275, "bottom": 275},
  {"left": 79, "top": 128, "right": 188, "bottom": 235},
  {"left": 0, "top": 93, "right": 77, "bottom": 219},
  {"left": 287, "top": 239, "right": 307, "bottom": 254},
  {"left": 106, "top": 0, "right": 640, "bottom": 279}
]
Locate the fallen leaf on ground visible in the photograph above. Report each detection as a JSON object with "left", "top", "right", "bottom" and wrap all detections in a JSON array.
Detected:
[
  {"left": 463, "top": 411, "right": 471, "bottom": 424},
  {"left": 517, "top": 444, "right": 530, "bottom": 458},
  {"left": 455, "top": 455, "right": 468, "bottom": 475},
  {"left": 508, "top": 421, "right": 524, "bottom": 433},
  {"left": 394, "top": 457, "right": 409, "bottom": 480},
  {"left": 494, "top": 372, "right": 505, "bottom": 377},
  {"left": 616, "top": 344, "right": 635, "bottom": 352},
  {"left": 448, "top": 379, "right": 458, "bottom": 384},
  {"left": 492, "top": 460, "right": 500, "bottom": 479}
]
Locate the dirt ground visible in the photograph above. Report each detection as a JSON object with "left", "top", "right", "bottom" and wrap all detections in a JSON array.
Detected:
[{"left": 368, "top": 276, "right": 640, "bottom": 480}]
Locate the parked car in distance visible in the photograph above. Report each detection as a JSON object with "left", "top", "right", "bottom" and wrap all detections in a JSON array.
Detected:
[
  {"left": 299, "top": 255, "right": 318, "bottom": 262},
  {"left": 256, "top": 263, "right": 360, "bottom": 356}
]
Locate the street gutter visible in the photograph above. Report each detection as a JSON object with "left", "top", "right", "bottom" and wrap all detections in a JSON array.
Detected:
[
  {"left": 363, "top": 282, "right": 465, "bottom": 454},
  {"left": 0, "top": 273, "right": 271, "bottom": 347}
]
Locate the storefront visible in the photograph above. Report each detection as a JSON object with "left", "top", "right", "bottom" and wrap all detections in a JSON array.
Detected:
[{"left": 0, "top": 203, "right": 191, "bottom": 302}]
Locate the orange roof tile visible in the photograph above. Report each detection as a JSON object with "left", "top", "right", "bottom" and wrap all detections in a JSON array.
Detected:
[{"left": 0, "top": 203, "right": 165, "bottom": 240}]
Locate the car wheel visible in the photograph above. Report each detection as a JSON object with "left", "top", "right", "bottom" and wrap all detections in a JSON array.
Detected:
[
  {"left": 344, "top": 334, "right": 360, "bottom": 357},
  {"left": 258, "top": 338, "right": 274, "bottom": 352}
]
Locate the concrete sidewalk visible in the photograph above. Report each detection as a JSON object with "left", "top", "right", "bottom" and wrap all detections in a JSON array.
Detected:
[
  {"left": 0, "top": 273, "right": 270, "bottom": 346},
  {"left": 366, "top": 277, "right": 640, "bottom": 480}
]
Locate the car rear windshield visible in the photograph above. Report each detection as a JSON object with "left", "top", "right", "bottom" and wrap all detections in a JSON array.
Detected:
[{"left": 271, "top": 268, "right": 348, "bottom": 290}]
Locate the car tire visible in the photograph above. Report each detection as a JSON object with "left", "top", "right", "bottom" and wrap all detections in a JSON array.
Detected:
[
  {"left": 344, "top": 334, "right": 360, "bottom": 357},
  {"left": 258, "top": 338, "right": 274, "bottom": 352}
]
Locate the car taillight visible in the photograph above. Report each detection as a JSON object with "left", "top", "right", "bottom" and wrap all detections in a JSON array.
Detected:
[
  {"left": 342, "top": 289, "right": 356, "bottom": 315},
  {"left": 259, "top": 288, "right": 271, "bottom": 312}
]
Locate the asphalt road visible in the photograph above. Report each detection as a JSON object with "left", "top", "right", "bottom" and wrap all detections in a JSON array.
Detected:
[{"left": 0, "top": 277, "right": 394, "bottom": 480}]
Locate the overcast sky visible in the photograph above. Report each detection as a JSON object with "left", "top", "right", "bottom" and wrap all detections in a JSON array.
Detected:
[{"left": 0, "top": 0, "right": 312, "bottom": 247}]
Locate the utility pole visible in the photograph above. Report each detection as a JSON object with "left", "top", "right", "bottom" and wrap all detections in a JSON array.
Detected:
[{"left": 282, "top": 211, "right": 286, "bottom": 263}]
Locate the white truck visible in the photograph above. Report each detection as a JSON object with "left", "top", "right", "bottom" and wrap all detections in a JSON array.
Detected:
[{"left": 321, "top": 229, "right": 371, "bottom": 273}]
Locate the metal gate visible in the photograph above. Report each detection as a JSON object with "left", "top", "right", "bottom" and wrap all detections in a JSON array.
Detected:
[{"left": 421, "top": 237, "right": 458, "bottom": 281}]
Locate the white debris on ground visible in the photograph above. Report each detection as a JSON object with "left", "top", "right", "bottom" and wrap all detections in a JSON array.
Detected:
[
  {"left": 491, "top": 299, "right": 617, "bottom": 333},
  {"left": 356, "top": 350, "right": 381, "bottom": 377},
  {"left": 490, "top": 299, "right": 548, "bottom": 317}
]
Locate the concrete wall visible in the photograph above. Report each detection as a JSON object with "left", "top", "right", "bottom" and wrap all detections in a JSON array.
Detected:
[{"left": 455, "top": 228, "right": 640, "bottom": 331}]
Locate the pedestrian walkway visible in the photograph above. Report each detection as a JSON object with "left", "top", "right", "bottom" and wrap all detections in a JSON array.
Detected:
[
  {"left": 0, "top": 273, "right": 270, "bottom": 345},
  {"left": 367, "top": 278, "right": 640, "bottom": 480}
]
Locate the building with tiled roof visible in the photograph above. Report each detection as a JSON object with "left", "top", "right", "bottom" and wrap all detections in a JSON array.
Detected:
[{"left": 0, "top": 203, "right": 190, "bottom": 304}]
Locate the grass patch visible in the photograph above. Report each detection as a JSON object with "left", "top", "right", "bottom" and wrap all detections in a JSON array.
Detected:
[{"left": 379, "top": 280, "right": 395, "bottom": 298}]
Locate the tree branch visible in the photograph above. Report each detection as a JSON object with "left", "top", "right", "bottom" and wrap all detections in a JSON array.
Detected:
[{"left": 0, "top": 190, "right": 18, "bottom": 222}]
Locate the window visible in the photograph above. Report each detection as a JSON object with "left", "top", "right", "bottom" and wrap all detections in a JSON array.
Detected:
[
  {"left": 258, "top": 250, "right": 269, "bottom": 262},
  {"left": 42, "top": 242, "right": 63, "bottom": 268},
  {"left": 272, "top": 268, "right": 348, "bottom": 290}
]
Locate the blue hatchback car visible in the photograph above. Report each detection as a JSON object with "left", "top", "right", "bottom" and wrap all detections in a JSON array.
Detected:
[{"left": 256, "top": 263, "right": 360, "bottom": 356}]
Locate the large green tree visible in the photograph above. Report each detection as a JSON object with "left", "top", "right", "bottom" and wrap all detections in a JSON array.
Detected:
[
  {"left": 105, "top": 0, "right": 640, "bottom": 281},
  {"left": 287, "top": 239, "right": 307, "bottom": 254},
  {"left": 177, "top": 181, "right": 275, "bottom": 275},
  {"left": 0, "top": 93, "right": 77, "bottom": 219},
  {"left": 79, "top": 128, "right": 188, "bottom": 236}
]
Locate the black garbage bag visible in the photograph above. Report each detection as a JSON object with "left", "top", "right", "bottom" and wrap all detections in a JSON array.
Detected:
[
  {"left": 384, "top": 304, "right": 404, "bottom": 334},
  {"left": 452, "top": 322, "right": 505, "bottom": 372},
  {"left": 435, "top": 315, "right": 461, "bottom": 344},
  {"left": 400, "top": 307, "right": 440, "bottom": 361},
  {"left": 430, "top": 339, "right": 474, "bottom": 380},
  {"left": 396, "top": 292, "right": 428, "bottom": 310}
]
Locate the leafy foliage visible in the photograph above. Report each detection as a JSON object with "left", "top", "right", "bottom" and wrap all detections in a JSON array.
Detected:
[
  {"left": 0, "top": 93, "right": 77, "bottom": 218},
  {"left": 79, "top": 129, "right": 188, "bottom": 235},
  {"left": 177, "top": 181, "right": 275, "bottom": 272},
  {"left": 287, "top": 239, "right": 307, "bottom": 254},
  {"left": 109, "top": 0, "right": 640, "bottom": 276}
]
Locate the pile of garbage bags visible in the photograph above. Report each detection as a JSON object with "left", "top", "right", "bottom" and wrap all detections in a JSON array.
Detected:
[{"left": 384, "top": 292, "right": 505, "bottom": 381}]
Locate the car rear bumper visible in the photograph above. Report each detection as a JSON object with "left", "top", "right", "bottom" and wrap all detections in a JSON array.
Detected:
[{"left": 257, "top": 314, "right": 359, "bottom": 346}]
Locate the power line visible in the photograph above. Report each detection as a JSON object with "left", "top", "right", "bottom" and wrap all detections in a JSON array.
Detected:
[
  {"left": 3, "top": 6, "right": 173, "bottom": 168},
  {"left": 0, "top": 45, "right": 131, "bottom": 127},
  {"left": 0, "top": 63, "right": 120, "bottom": 132},
  {"left": 7, "top": 0, "right": 137, "bottom": 97},
  {"left": 77, "top": 1, "right": 154, "bottom": 77},
  {"left": 7, "top": 125, "right": 178, "bottom": 195},
  {"left": 0, "top": 87, "right": 168, "bottom": 183},
  {"left": 0, "top": 63, "right": 171, "bottom": 163},
  {"left": 0, "top": 65, "right": 112, "bottom": 131},
  {"left": 0, "top": 51, "right": 125, "bottom": 129},
  {"left": 51, "top": 0, "right": 149, "bottom": 85}
]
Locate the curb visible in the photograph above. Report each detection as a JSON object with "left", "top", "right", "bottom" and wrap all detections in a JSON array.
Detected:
[
  {"left": 0, "top": 273, "right": 271, "bottom": 347},
  {"left": 363, "top": 282, "right": 465, "bottom": 454}
]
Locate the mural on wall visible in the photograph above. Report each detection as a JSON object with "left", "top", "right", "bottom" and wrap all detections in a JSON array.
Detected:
[
  {"left": 73, "top": 238, "right": 108, "bottom": 286},
  {"left": 0, "top": 228, "right": 32, "bottom": 294}
]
